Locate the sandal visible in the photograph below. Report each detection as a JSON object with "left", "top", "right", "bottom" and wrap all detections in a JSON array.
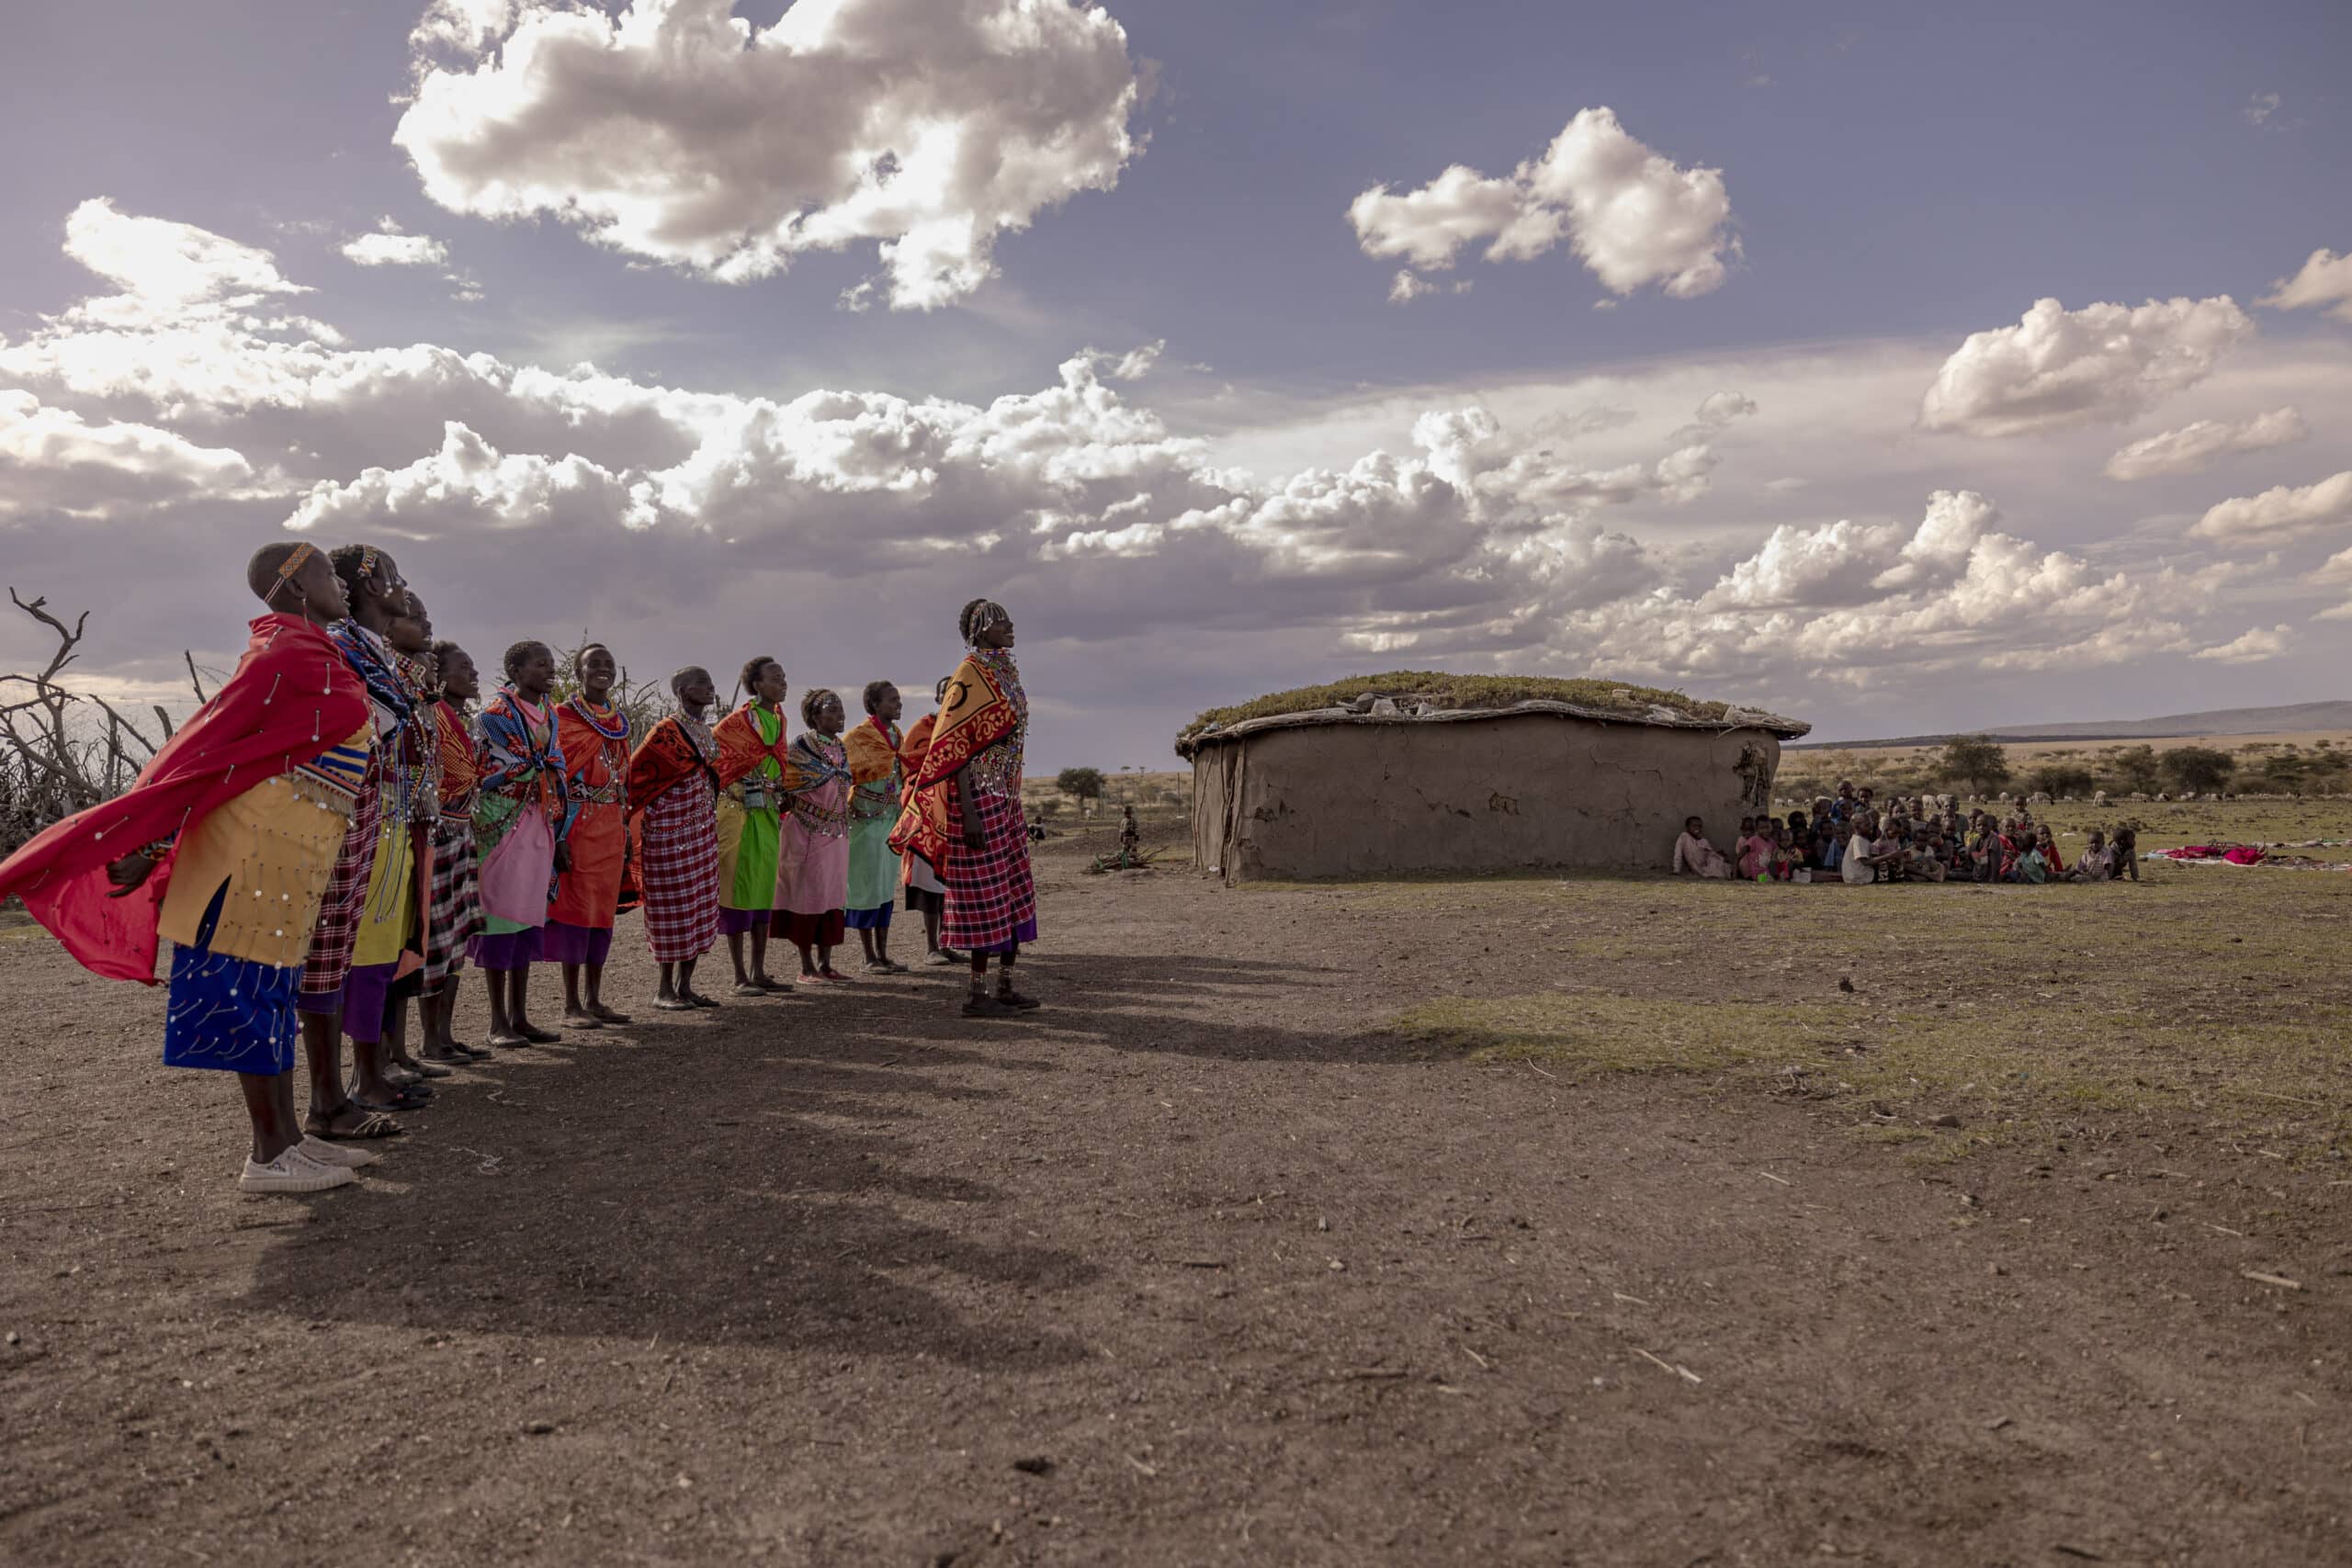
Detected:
[
  {"left": 687, "top": 992, "right": 723, "bottom": 1010},
  {"left": 516, "top": 1023, "right": 563, "bottom": 1043},
  {"left": 451, "top": 1042, "right": 492, "bottom": 1061},
  {"left": 653, "top": 997, "right": 697, "bottom": 1012},
  {"left": 996, "top": 990, "right": 1043, "bottom": 1011},
  {"left": 961, "top": 995, "right": 1013, "bottom": 1019},
  {"left": 401, "top": 1057, "right": 456, "bottom": 1078},
  {"left": 351, "top": 1090, "right": 426, "bottom": 1115},
  {"left": 732, "top": 982, "right": 767, "bottom": 998},
  {"left": 306, "top": 1108, "right": 404, "bottom": 1141}
]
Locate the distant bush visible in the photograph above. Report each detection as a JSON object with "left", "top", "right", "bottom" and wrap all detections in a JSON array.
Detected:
[
  {"left": 2030, "top": 762, "right": 2096, "bottom": 798},
  {"left": 2161, "top": 746, "right": 2236, "bottom": 795},
  {"left": 1940, "top": 735, "right": 2012, "bottom": 795}
]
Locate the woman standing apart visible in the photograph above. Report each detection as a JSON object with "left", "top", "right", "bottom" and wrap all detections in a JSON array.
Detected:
[
  {"left": 713, "top": 657, "right": 795, "bottom": 996},
  {"left": 844, "top": 681, "right": 908, "bottom": 975},
  {"left": 548, "top": 643, "right": 633, "bottom": 1028},
  {"left": 470, "top": 640, "right": 574, "bottom": 1047},
  {"left": 900, "top": 599, "right": 1038, "bottom": 1017},
  {"left": 775, "top": 688, "right": 853, "bottom": 984},
  {"left": 628, "top": 666, "right": 725, "bottom": 1010}
]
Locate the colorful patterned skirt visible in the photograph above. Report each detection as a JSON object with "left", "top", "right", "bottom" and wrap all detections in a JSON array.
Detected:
[
  {"left": 639, "top": 777, "right": 719, "bottom": 963},
  {"left": 298, "top": 773, "right": 382, "bottom": 1012},
  {"left": 424, "top": 814, "right": 482, "bottom": 993},
  {"left": 942, "top": 789, "right": 1037, "bottom": 955}
]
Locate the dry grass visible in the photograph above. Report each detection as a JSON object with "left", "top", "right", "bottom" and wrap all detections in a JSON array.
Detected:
[
  {"left": 1340, "top": 799, "right": 2352, "bottom": 1166},
  {"left": 1177, "top": 671, "right": 1732, "bottom": 748}
]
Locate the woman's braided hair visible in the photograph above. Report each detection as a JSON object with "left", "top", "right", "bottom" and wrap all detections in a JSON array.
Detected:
[
  {"left": 800, "top": 687, "right": 839, "bottom": 728},
  {"left": 958, "top": 597, "right": 1008, "bottom": 645}
]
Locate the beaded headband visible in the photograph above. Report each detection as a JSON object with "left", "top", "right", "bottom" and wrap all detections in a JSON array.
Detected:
[
  {"left": 358, "top": 546, "right": 379, "bottom": 582},
  {"left": 265, "top": 542, "right": 314, "bottom": 604}
]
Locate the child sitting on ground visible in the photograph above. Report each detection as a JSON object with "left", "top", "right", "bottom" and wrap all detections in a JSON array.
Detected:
[{"left": 1673, "top": 816, "right": 1733, "bottom": 878}]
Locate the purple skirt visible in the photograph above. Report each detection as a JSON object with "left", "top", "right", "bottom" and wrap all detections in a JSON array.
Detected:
[
  {"left": 718, "top": 907, "right": 770, "bottom": 936},
  {"left": 469, "top": 927, "right": 543, "bottom": 971},
  {"left": 337, "top": 960, "right": 402, "bottom": 1044},
  {"left": 538, "top": 919, "right": 614, "bottom": 965}
]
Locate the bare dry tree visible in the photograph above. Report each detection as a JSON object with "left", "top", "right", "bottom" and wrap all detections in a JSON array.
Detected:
[{"left": 0, "top": 589, "right": 180, "bottom": 853}]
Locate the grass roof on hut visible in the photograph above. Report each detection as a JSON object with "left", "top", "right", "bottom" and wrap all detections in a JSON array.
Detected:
[{"left": 1177, "top": 671, "right": 1734, "bottom": 750}]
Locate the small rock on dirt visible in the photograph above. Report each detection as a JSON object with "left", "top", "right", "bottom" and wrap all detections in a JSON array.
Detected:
[
  {"left": 1012, "top": 1456, "right": 1055, "bottom": 1475},
  {"left": 522, "top": 1420, "right": 557, "bottom": 1436}
]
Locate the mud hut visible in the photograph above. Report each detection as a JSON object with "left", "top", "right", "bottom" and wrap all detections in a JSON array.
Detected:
[{"left": 1175, "top": 673, "right": 1808, "bottom": 883}]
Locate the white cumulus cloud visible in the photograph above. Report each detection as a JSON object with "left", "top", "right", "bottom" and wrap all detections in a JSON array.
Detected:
[
  {"left": 0, "top": 389, "right": 254, "bottom": 520},
  {"left": 2102, "top": 406, "right": 2306, "bottom": 480},
  {"left": 2259, "top": 248, "right": 2352, "bottom": 324},
  {"left": 2190, "top": 470, "right": 2352, "bottom": 546},
  {"left": 342, "top": 220, "right": 450, "bottom": 268},
  {"left": 1918, "top": 296, "right": 2253, "bottom": 437},
  {"left": 390, "top": 0, "right": 1143, "bottom": 310},
  {"left": 1349, "top": 107, "right": 1737, "bottom": 300},
  {"left": 2192, "top": 624, "right": 2292, "bottom": 664}
]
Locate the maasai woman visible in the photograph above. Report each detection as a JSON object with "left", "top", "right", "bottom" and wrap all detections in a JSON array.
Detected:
[
  {"left": 0, "top": 543, "right": 379, "bottom": 1190},
  {"left": 628, "top": 666, "right": 724, "bottom": 1010},
  {"left": 547, "top": 643, "right": 633, "bottom": 1028},
  {"left": 775, "top": 688, "right": 854, "bottom": 984},
  {"left": 375, "top": 590, "right": 448, "bottom": 1090},
  {"left": 893, "top": 600, "right": 1038, "bottom": 1017},
  {"left": 470, "top": 640, "right": 575, "bottom": 1047},
  {"left": 843, "top": 680, "right": 907, "bottom": 975},
  {"left": 420, "top": 638, "right": 487, "bottom": 1064},
  {"left": 303, "top": 545, "right": 426, "bottom": 1123},
  {"left": 894, "top": 675, "right": 963, "bottom": 967},
  {"left": 713, "top": 656, "right": 795, "bottom": 996}
]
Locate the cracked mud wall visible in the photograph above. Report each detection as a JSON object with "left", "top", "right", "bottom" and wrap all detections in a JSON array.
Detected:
[{"left": 1191, "top": 716, "right": 1782, "bottom": 882}]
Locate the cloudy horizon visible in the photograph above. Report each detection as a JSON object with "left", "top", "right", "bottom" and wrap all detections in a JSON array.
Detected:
[{"left": 4, "top": 0, "right": 2348, "bottom": 769}]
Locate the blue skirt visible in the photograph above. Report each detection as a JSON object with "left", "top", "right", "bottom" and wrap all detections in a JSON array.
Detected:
[{"left": 164, "top": 944, "right": 300, "bottom": 1076}]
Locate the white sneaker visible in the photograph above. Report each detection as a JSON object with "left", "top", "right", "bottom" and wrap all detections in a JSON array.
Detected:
[
  {"left": 299, "top": 1134, "right": 381, "bottom": 1169},
  {"left": 238, "top": 1150, "right": 356, "bottom": 1194}
]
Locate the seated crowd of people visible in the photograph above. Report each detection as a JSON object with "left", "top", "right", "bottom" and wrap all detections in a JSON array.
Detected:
[{"left": 1673, "top": 782, "right": 2139, "bottom": 886}]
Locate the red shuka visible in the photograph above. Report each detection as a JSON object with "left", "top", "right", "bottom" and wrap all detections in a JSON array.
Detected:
[{"left": 0, "top": 615, "right": 370, "bottom": 983}]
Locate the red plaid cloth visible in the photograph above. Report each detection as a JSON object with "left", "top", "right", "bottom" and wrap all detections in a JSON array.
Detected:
[
  {"left": 300, "top": 766, "right": 381, "bottom": 998},
  {"left": 423, "top": 814, "right": 481, "bottom": 993},
  {"left": 639, "top": 773, "right": 719, "bottom": 963},
  {"left": 942, "top": 789, "right": 1037, "bottom": 953}
]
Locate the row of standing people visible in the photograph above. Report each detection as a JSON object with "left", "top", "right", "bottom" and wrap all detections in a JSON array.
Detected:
[{"left": 0, "top": 543, "right": 1039, "bottom": 1195}]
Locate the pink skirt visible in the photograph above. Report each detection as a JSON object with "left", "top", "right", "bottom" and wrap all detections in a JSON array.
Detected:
[{"left": 478, "top": 807, "right": 556, "bottom": 928}]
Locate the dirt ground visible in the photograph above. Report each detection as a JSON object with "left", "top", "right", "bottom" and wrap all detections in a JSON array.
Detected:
[{"left": 4, "top": 817, "right": 2349, "bottom": 1566}]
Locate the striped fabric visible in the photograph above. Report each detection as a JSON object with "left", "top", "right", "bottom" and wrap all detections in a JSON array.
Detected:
[
  {"left": 298, "top": 765, "right": 381, "bottom": 1002},
  {"left": 941, "top": 789, "right": 1037, "bottom": 955},
  {"left": 639, "top": 773, "right": 720, "bottom": 963},
  {"left": 423, "top": 815, "right": 482, "bottom": 992}
]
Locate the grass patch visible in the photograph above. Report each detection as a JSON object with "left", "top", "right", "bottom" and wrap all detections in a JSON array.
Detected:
[{"left": 1178, "top": 670, "right": 1735, "bottom": 749}]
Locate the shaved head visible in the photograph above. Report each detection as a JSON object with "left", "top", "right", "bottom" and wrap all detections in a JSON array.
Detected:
[{"left": 246, "top": 541, "right": 311, "bottom": 604}]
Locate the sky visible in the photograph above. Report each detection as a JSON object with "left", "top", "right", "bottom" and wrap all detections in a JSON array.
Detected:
[{"left": 2, "top": 0, "right": 2348, "bottom": 766}]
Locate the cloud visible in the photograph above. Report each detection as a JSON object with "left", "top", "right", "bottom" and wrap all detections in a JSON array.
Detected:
[
  {"left": 1349, "top": 107, "right": 1737, "bottom": 299},
  {"left": 390, "top": 0, "right": 1143, "bottom": 310},
  {"left": 2102, "top": 406, "right": 2306, "bottom": 480},
  {"left": 2192, "top": 624, "right": 2292, "bottom": 664},
  {"left": 0, "top": 389, "right": 254, "bottom": 520},
  {"left": 2245, "top": 91, "right": 2283, "bottom": 127},
  {"left": 1918, "top": 296, "right": 2253, "bottom": 437},
  {"left": 1387, "top": 269, "right": 1472, "bottom": 304},
  {"left": 341, "top": 220, "right": 450, "bottom": 269},
  {"left": 2259, "top": 248, "right": 2352, "bottom": 324},
  {"left": 2189, "top": 470, "right": 2352, "bottom": 546},
  {"left": 1, "top": 198, "right": 2335, "bottom": 745},
  {"left": 58, "top": 197, "right": 308, "bottom": 330}
]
